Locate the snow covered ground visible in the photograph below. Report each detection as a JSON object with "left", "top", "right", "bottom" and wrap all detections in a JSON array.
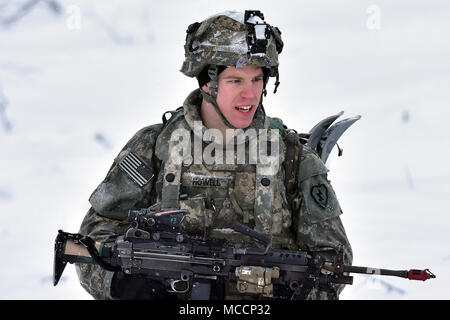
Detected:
[{"left": 0, "top": 0, "right": 448, "bottom": 300}]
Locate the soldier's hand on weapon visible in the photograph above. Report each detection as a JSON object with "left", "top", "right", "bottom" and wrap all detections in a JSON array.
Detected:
[{"left": 111, "top": 272, "right": 176, "bottom": 300}]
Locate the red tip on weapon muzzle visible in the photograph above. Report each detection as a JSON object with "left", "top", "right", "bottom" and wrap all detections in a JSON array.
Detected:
[{"left": 408, "top": 269, "right": 436, "bottom": 281}]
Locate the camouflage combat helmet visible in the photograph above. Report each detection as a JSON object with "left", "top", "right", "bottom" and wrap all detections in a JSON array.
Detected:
[{"left": 180, "top": 10, "right": 284, "bottom": 129}]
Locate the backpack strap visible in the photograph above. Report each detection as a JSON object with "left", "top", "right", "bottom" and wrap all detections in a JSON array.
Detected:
[
  {"left": 162, "top": 106, "right": 184, "bottom": 125},
  {"left": 268, "top": 117, "right": 304, "bottom": 213},
  {"left": 155, "top": 106, "right": 185, "bottom": 169},
  {"left": 150, "top": 107, "right": 185, "bottom": 205},
  {"left": 283, "top": 130, "right": 303, "bottom": 212}
]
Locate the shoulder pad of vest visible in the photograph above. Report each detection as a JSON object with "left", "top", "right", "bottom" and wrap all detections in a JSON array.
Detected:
[
  {"left": 268, "top": 116, "right": 287, "bottom": 134},
  {"left": 121, "top": 124, "right": 164, "bottom": 155},
  {"left": 89, "top": 124, "right": 163, "bottom": 219},
  {"left": 112, "top": 124, "right": 163, "bottom": 181},
  {"left": 162, "top": 107, "right": 185, "bottom": 126},
  {"left": 298, "top": 146, "right": 328, "bottom": 183},
  {"left": 113, "top": 124, "right": 163, "bottom": 179}
]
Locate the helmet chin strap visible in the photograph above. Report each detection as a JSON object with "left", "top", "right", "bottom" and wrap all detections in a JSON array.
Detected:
[
  {"left": 200, "top": 64, "right": 238, "bottom": 130},
  {"left": 200, "top": 88, "right": 237, "bottom": 130}
]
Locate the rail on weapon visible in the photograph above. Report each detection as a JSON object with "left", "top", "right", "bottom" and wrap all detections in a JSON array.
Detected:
[{"left": 54, "top": 208, "right": 435, "bottom": 300}]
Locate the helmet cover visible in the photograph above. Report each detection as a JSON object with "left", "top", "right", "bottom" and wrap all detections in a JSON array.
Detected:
[{"left": 181, "top": 10, "right": 283, "bottom": 81}]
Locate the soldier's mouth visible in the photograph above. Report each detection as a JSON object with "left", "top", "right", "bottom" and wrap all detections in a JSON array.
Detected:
[{"left": 235, "top": 105, "right": 253, "bottom": 113}]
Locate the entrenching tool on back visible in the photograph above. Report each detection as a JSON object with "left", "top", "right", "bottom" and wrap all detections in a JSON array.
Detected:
[
  {"left": 305, "top": 111, "right": 361, "bottom": 164},
  {"left": 319, "top": 115, "right": 362, "bottom": 163},
  {"left": 306, "top": 111, "right": 344, "bottom": 151}
]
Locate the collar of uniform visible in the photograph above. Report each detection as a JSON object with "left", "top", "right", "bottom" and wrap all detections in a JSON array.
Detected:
[{"left": 183, "top": 88, "right": 270, "bottom": 146}]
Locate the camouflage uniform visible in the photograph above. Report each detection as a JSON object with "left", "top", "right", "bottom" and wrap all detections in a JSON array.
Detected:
[
  {"left": 75, "top": 88, "right": 352, "bottom": 299},
  {"left": 76, "top": 10, "right": 352, "bottom": 300}
]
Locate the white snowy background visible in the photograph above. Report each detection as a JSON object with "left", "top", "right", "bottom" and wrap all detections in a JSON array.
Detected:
[{"left": 0, "top": 0, "right": 448, "bottom": 300}]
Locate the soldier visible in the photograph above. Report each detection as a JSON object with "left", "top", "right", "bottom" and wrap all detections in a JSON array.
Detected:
[{"left": 75, "top": 10, "right": 353, "bottom": 300}]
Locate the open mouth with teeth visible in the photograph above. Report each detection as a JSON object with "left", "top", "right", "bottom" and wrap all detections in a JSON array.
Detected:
[{"left": 235, "top": 105, "right": 253, "bottom": 113}]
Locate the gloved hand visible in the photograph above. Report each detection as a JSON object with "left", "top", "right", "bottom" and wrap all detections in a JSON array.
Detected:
[{"left": 111, "top": 272, "right": 176, "bottom": 300}]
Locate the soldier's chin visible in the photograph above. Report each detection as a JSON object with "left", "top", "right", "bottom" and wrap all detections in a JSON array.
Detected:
[{"left": 229, "top": 119, "right": 253, "bottom": 129}]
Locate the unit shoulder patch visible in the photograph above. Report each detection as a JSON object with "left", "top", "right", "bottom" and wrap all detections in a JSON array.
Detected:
[{"left": 310, "top": 184, "right": 328, "bottom": 208}]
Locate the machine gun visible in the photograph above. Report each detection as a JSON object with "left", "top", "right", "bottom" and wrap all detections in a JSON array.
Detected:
[{"left": 54, "top": 209, "right": 435, "bottom": 300}]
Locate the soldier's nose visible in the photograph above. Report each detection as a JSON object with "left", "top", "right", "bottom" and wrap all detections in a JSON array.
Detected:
[{"left": 240, "top": 84, "right": 256, "bottom": 100}]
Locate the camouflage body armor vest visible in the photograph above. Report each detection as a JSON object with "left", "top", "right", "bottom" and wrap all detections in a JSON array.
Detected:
[
  {"left": 150, "top": 90, "right": 298, "bottom": 250},
  {"left": 80, "top": 89, "right": 354, "bottom": 300}
]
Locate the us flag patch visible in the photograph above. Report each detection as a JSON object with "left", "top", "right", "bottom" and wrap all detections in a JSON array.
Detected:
[{"left": 118, "top": 152, "right": 154, "bottom": 187}]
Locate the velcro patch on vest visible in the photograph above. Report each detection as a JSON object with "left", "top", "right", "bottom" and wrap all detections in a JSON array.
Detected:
[
  {"left": 118, "top": 151, "right": 154, "bottom": 187},
  {"left": 182, "top": 173, "right": 232, "bottom": 188}
]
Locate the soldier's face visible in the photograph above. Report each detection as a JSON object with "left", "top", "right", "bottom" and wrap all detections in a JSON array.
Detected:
[{"left": 206, "top": 66, "right": 264, "bottom": 128}]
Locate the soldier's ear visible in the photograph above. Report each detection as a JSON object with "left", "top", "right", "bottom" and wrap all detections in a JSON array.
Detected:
[{"left": 202, "top": 82, "right": 210, "bottom": 94}]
